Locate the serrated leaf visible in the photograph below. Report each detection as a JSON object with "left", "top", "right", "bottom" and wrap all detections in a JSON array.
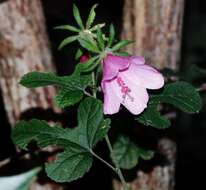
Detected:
[
  {"left": 54, "top": 25, "right": 80, "bottom": 33},
  {"left": 58, "top": 35, "right": 78, "bottom": 50},
  {"left": 111, "top": 136, "right": 153, "bottom": 169},
  {"left": 20, "top": 71, "right": 92, "bottom": 92},
  {"left": 97, "top": 27, "right": 105, "bottom": 50},
  {"left": 111, "top": 40, "right": 132, "bottom": 51},
  {"left": 137, "top": 104, "right": 171, "bottom": 129},
  {"left": 86, "top": 4, "right": 98, "bottom": 29},
  {"left": 151, "top": 81, "right": 202, "bottom": 113},
  {"left": 107, "top": 24, "right": 115, "bottom": 47},
  {"left": 12, "top": 119, "right": 81, "bottom": 150},
  {"left": 75, "top": 49, "right": 83, "bottom": 60},
  {"left": 73, "top": 4, "right": 84, "bottom": 29},
  {"left": 76, "top": 56, "right": 99, "bottom": 73},
  {"left": 12, "top": 98, "right": 109, "bottom": 183},
  {"left": 46, "top": 147, "right": 92, "bottom": 183},
  {"left": 78, "top": 97, "right": 109, "bottom": 148},
  {"left": 0, "top": 167, "right": 40, "bottom": 190},
  {"left": 54, "top": 90, "right": 83, "bottom": 108},
  {"left": 78, "top": 38, "right": 100, "bottom": 53}
]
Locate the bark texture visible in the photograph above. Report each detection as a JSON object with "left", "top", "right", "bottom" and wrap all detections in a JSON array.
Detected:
[
  {"left": 0, "top": 0, "right": 59, "bottom": 126},
  {"left": 121, "top": 0, "right": 185, "bottom": 69},
  {"left": 113, "top": 139, "right": 176, "bottom": 190}
]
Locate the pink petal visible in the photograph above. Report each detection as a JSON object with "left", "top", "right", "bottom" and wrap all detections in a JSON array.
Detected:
[
  {"left": 118, "top": 73, "right": 149, "bottom": 114},
  {"left": 102, "top": 54, "right": 130, "bottom": 84},
  {"left": 103, "top": 80, "right": 121, "bottom": 114},
  {"left": 130, "top": 56, "right": 145, "bottom": 65},
  {"left": 122, "top": 63, "right": 164, "bottom": 89}
]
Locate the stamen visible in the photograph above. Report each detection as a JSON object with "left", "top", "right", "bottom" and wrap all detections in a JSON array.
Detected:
[{"left": 116, "top": 76, "right": 134, "bottom": 103}]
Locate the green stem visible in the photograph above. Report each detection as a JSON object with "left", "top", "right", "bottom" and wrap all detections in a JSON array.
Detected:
[
  {"left": 105, "top": 135, "right": 129, "bottom": 190},
  {"left": 90, "top": 150, "right": 116, "bottom": 172},
  {"left": 92, "top": 72, "right": 97, "bottom": 98}
]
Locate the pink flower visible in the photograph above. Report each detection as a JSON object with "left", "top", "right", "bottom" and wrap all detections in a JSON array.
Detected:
[{"left": 101, "top": 54, "right": 164, "bottom": 115}]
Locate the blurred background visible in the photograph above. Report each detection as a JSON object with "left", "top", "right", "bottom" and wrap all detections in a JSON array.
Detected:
[{"left": 0, "top": 0, "right": 206, "bottom": 190}]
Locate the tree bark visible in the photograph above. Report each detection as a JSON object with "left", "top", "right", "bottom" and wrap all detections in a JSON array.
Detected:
[
  {"left": 121, "top": 0, "right": 185, "bottom": 69},
  {"left": 0, "top": 0, "right": 59, "bottom": 126}
]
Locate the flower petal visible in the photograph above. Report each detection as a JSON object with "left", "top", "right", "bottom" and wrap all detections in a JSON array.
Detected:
[
  {"left": 130, "top": 56, "right": 145, "bottom": 65},
  {"left": 102, "top": 54, "right": 130, "bottom": 83},
  {"left": 122, "top": 63, "right": 164, "bottom": 89},
  {"left": 103, "top": 80, "right": 121, "bottom": 115},
  {"left": 117, "top": 73, "right": 149, "bottom": 114}
]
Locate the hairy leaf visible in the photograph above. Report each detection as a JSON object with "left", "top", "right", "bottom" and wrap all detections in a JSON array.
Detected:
[
  {"left": 107, "top": 24, "right": 115, "bottom": 47},
  {"left": 73, "top": 4, "right": 84, "bottom": 29},
  {"left": 152, "top": 81, "right": 202, "bottom": 113},
  {"left": 137, "top": 104, "right": 171, "bottom": 129},
  {"left": 78, "top": 97, "right": 110, "bottom": 148},
  {"left": 58, "top": 35, "right": 78, "bottom": 50},
  {"left": 111, "top": 40, "right": 132, "bottom": 51},
  {"left": 76, "top": 56, "right": 99, "bottom": 73},
  {"left": 111, "top": 136, "right": 153, "bottom": 169},
  {"left": 54, "top": 90, "right": 83, "bottom": 108},
  {"left": 86, "top": 4, "right": 98, "bottom": 29},
  {"left": 54, "top": 25, "right": 80, "bottom": 33},
  {"left": 20, "top": 71, "right": 92, "bottom": 92},
  {"left": 97, "top": 27, "right": 105, "bottom": 50},
  {"left": 78, "top": 38, "right": 100, "bottom": 53},
  {"left": 46, "top": 148, "right": 92, "bottom": 182}
]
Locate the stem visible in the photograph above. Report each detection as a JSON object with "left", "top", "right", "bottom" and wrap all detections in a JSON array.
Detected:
[
  {"left": 90, "top": 150, "right": 116, "bottom": 172},
  {"left": 92, "top": 72, "right": 97, "bottom": 98},
  {"left": 105, "top": 135, "right": 129, "bottom": 190}
]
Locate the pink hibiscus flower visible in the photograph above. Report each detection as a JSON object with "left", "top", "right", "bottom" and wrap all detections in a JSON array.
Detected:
[{"left": 101, "top": 54, "right": 164, "bottom": 115}]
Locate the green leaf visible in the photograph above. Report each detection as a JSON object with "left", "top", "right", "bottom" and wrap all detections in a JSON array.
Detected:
[
  {"left": 58, "top": 35, "right": 78, "bottom": 50},
  {"left": 152, "top": 81, "right": 202, "bottom": 113},
  {"left": 0, "top": 167, "right": 40, "bottom": 190},
  {"left": 137, "top": 104, "right": 171, "bottom": 129},
  {"left": 75, "top": 49, "right": 83, "bottom": 60},
  {"left": 76, "top": 56, "right": 99, "bottom": 73},
  {"left": 54, "top": 25, "right": 80, "bottom": 33},
  {"left": 107, "top": 24, "right": 115, "bottom": 47},
  {"left": 97, "top": 27, "right": 105, "bottom": 50},
  {"left": 12, "top": 98, "right": 109, "bottom": 183},
  {"left": 86, "top": 4, "right": 98, "bottom": 29},
  {"left": 111, "top": 40, "right": 132, "bottom": 51},
  {"left": 113, "top": 52, "right": 130, "bottom": 57},
  {"left": 46, "top": 147, "right": 92, "bottom": 183},
  {"left": 111, "top": 136, "right": 153, "bottom": 169},
  {"left": 73, "top": 4, "right": 84, "bottom": 29},
  {"left": 139, "top": 148, "right": 154, "bottom": 160},
  {"left": 78, "top": 38, "right": 100, "bottom": 53},
  {"left": 54, "top": 90, "right": 83, "bottom": 108},
  {"left": 20, "top": 72, "right": 58, "bottom": 88},
  {"left": 20, "top": 71, "right": 92, "bottom": 92},
  {"left": 12, "top": 119, "right": 80, "bottom": 150},
  {"left": 90, "top": 23, "right": 105, "bottom": 31},
  {"left": 78, "top": 97, "right": 109, "bottom": 148}
]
